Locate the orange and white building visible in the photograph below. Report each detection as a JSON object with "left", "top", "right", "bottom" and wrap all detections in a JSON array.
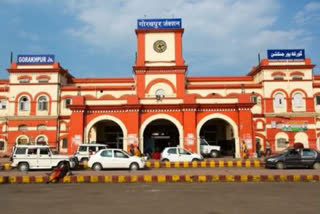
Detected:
[{"left": 0, "top": 19, "right": 319, "bottom": 158}]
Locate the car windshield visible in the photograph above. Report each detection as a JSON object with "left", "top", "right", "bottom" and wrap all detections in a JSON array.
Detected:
[
  {"left": 200, "top": 139, "right": 208, "bottom": 145},
  {"left": 179, "top": 148, "right": 191, "bottom": 155},
  {"left": 122, "top": 150, "right": 132, "bottom": 156}
]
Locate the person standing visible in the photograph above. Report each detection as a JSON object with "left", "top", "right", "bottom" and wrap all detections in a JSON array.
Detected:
[
  {"left": 134, "top": 146, "right": 142, "bottom": 157},
  {"left": 256, "top": 141, "right": 261, "bottom": 158},
  {"left": 265, "top": 141, "right": 271, "bottom": 156},
  {"left": 129, "top": 144, "right": 135, "bottom": 156}
]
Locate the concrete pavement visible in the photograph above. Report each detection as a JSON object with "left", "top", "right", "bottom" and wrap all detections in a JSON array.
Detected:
[{"left": 0, "top": 183, "right": 319, "bottom": 214}]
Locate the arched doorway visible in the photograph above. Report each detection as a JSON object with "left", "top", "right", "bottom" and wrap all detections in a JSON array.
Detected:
[
  {"left": 199, "top": 118, "right": 235, "bottom": 157},
  {"left": 143, "top": 119, "right": 180, "bottom": 155},
  {"left": 88, "top": 120, "right": 123, "bottom": 148},
  {"left": 197, "top": 113, "right": 239, "bottom": 158},
  {"left": 84, "top": 115, "right": 127, "bottom": 150}
]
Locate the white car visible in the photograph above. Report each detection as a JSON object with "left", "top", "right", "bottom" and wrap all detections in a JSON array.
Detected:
[
  {"left": 160, "top": 147, "right": 203, "bottom": 162},
  {"left": 74, "top": 144, "right": 108, "bottom": 162},
  {"left": 11, "top": 145, "right": 77, "bottom": 171},
  {"left": 88, "top": 149, "right": 145, "bottom": 170},
  {"left": 200, "top": 138, "right": 221, "bottom": 158}
]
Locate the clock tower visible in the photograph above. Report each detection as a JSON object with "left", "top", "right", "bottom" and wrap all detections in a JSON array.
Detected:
[{"left": 133, "top": 18, "right": 187, "bottom": 98}]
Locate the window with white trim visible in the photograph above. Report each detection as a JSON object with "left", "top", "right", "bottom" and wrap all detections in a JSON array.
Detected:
[
  {"left": 38, "top": 96, "right": 48, "bottom": 111},
  {"left": 0, "top": 99, "right": 6, "bottom": 109},
  {"left": 18, "top": 125, "right": 28, "bottom": 131},
  {"left": 37, "top": 124, "right": 46, "bottom": 130},
  {"left": 316, "top": 95, "right": 320, "bottom": 105},
  {"left": 273, "top": 75, "right": 284, "bottom": 80},
  {"left": 19, "top": 96, "right": 29, "bottom": 111},
  {"left": 0, "top": 141, "right": 5, "bottom": 151},
  {"left": 64, "top": 98, "right": 72, "bottom": 108},
  {"left": 276, "top": 138, "right": 288, "bottom": 149},
  {"left": 36, "top": 136, "right": 47, "bottom": 145},
  {"left": 292, "top": 75, "right": 303, "bottom": 80},
  {"left": 292, "top": 93, "right": 304, "bottom": 108},
  {"left": 62, "top": 138, "right": 68, "bottom": 149},
  {"left": 250, "top": 95, "right": 258, "bottom": 104},
  {"left": 19, "top": 78, "right": 30, "bottom": 83},
  {"left": 38, "top": 78, "right": 49, "bottom": 83},
  {"left": 274, "top": 93, "right": 284, "bottom": 108},
  {"left": 17, "top": 136, "right": 29, "bottom": 145}
]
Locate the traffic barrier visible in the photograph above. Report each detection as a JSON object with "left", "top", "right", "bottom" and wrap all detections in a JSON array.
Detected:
[
  {"left": 0, "top": 160, "right": 266, "bottom": 171},
  {"left": 0, "top": 174, "right": 319, "bottom": 184}
]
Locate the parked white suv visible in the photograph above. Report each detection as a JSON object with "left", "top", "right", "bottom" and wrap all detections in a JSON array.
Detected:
[
  {"left": 74, "top": 144, "right": 108, "bottom": 162},
  {"left": 88, "top": 149, "right": 145, "bottom": 170},
  {"left": 160, "top": 147, "right": 203, "bottom": 162},
  {"left": 11, "top": 145, "right": 77, "bottom": 171},
  {"left": 200, "top": 138, "right": 221, "bottom": 158}
]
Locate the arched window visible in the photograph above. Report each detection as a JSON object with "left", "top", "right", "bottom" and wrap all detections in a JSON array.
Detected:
[
  {"left": 294, "top": 132, "right": 309, "bottom": 148},
  {"left": 38, "top": 96, "right": 48, "bottom": 111},
  {"left": 62, "top": 138, "right": 68, "bottom": 149},
  {"left": 275, "top": 132, "right": 289, "bottom": 151},
  {"left": 64, "top": 98, "right": 72, "bottom": 108},
  {"left": 18, "top": 125, "right": 28, "bottom": 131},
  {"left": 292, "top": 75, "right": 303, "bottom": 80},
  {"left": 37, "top": 124, "right": 46, "bottom": 130},
  {"left": 273, "top": 75, "right": 284, "bottom": 80},
  {"left": 17, "top": 136, "right": 29, "bottom": 145},
  {"left": 19, "top": 96, "right": 29, "bottom": 111},
  {"left": 36, "top": 136, "right": 47, "bottom": 145},
  {"left": 276, "top": 138, "right": 288, "bottom": 150},
  {"left": 0, "top": 141, "right": 5, "bottom": 151},
  {"left": 274, "top": 93, "right": 285, "bottom": 108},
  {"left": 292, "top": 93, "right": 304, "bottom": 108}
]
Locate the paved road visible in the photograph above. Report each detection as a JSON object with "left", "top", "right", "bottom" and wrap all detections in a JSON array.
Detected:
[
  {"left": 0, "top": 167, "right": 319, "bottom": 176},
  {"left": 0, "top": 183, "right": 319, "bottom": 214}
]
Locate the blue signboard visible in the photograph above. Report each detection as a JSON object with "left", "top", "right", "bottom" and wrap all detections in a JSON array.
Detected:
[
  {"left": 267, "top": 49, "right": 305, "bottom": 60},
  {"left": 137, "top": 18, "right": 182, "bottom": 29},
  {"left": 17, "top": 55, "right": 55, "bottom": 64}
]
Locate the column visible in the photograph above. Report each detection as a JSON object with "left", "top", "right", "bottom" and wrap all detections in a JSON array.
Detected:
[
  {"left": 183, "top": 110, "right": 197, "bottom": 153},
  {"left": 67, "top": 96, "right": 85, "bottom": 155}
]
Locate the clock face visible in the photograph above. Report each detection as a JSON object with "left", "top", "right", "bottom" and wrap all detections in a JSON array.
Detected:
[{"left": 153, "top": 40, "right": 167, "bottom": 53}]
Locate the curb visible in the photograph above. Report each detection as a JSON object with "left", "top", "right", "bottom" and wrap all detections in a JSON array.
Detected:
[
  {"left": 79, "top": 160, "right": 264, "bottom": 170},
  {"left": 0, "top": 174, "right": 319, "bottom": 184},
  {"left": 0, "top": 160, "right": 268, "bottom": 171},
  {"left": 1, "top": 160, "right": 264, "bottom": 171}
]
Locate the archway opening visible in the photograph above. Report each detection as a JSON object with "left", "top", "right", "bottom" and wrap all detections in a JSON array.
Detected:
[
  {"left": 143, "top": 119, "right": 179, "bottom": 154},
  {"left": 89, "top": 120, "right": 123, "bottom": 149},
  {"left": 200, "top": 118, "right": 235, "bottom": 157}
]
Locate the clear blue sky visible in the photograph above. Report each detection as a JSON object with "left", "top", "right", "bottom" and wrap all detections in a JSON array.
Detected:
[{"left": 0, "top": 0, "right": 319, "bottom": 78}]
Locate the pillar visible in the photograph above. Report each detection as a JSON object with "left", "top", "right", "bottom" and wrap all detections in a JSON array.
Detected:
[{"left": 67, "top": 96, "right": 85, "bottom": 155}]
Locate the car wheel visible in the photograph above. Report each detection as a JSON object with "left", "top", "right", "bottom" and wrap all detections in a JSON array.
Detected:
[
  {"left": 312, "top": 162, "right": 320, "bottom": 170},
  {"left": 192, "top": 158, "right": 200, "bottom": 162},
  {"left": 92, "top": 163, "right": 102, "bottom": 171},
  {"left": 130, "top": 163, "right": 139, "bottom": 171},
  {"left": 18, "top": 162, "right": 29, "bottom": 172},
  {"left": 276, "top": 162, "right": 285, "bottom": 169},
  {"left": 210, "top": 150, "right": 219, "bottom": 158},
  {"left": 162, "top": 158, "right": 169, "bottom": 162}
]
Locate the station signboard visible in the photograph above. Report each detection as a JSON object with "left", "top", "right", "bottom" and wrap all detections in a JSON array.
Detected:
[
  {"left": 267, "top": 49, "right": 305, "bottom": 60},
  {"left": 137, "top": 18, "right": 182, "bottom": 29},
  {"left": 17, "top": 54, "right": 55, "bottom": 65}
]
